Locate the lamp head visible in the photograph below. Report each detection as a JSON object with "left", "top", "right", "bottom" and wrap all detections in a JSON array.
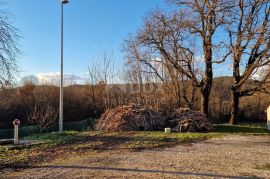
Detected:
[{"left": 61, "top": 0, "right": 69, "bottom": 4}]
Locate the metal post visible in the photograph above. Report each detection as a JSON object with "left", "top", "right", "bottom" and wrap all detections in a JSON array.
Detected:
[{"left": 59, "top": 2, "right": 64, "bottom": 132}]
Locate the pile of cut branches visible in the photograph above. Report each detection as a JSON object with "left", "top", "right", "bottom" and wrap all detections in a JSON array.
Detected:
[
  {"left": 165, "top": 108, "right": 213, "bottom": 132},
  {"left": 95, "top": 104, "right": 163, "bottom": 132}
]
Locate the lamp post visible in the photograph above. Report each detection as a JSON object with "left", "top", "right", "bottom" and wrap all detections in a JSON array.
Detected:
[{"left": 59, "top": 0, "right": 69, "bottom": 132}]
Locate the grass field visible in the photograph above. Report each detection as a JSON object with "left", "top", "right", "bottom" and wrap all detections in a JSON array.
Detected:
[{"left": 0, "top": 124, "right": 269, "bottom": 169}]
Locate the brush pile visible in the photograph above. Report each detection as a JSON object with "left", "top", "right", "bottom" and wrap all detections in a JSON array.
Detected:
[
  {"left": 95, "top": 104, "right": 163, "bottom": 132},
  {"left": 165, "top": 108, "right": 213, "bottom": 132}
]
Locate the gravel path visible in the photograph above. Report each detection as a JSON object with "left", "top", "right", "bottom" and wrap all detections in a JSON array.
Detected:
[{"left": 2, "top": 135, "right": 270, "bottom": 179}]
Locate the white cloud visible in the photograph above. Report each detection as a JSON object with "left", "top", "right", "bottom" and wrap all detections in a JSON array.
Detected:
[
  {"left": 36, "top": 72, "right": 85, "bottom": 85},
  {"left": 250, "top": 65, "right": 270, "bottom": 81}
]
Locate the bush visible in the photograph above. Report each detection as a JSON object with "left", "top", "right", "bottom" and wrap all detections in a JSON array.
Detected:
[{"left": 0, "top": 125, "right": 39, "bottom": 139}]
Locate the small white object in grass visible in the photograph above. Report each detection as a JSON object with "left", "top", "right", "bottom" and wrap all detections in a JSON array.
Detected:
[{"left": 165, "top": 128, "right": 171, "bottom": 133}]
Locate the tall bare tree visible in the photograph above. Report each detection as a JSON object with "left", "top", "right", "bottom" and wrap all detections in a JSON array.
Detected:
[
  {"left": 123, "top": 1, "right": 228, "bottom": 117},
  {"left": 225, "top": 0, "right": 270, "bottom": 124},
  {"left": 86, "top": 51, "right": 117, "bottom": 109},
  {"left": 0, "top": 5, "right": 20, "bottom": 87},
  {"left": 168, "top": 0, "right": 233, "bottom": 117}
]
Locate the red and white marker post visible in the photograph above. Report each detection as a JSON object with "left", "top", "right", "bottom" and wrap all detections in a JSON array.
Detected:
[{"left": 13, "top": 119, "right": 21, "bottom": 144}]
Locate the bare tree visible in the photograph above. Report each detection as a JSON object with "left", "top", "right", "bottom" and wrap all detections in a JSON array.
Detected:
[
  {"left": 0, "top": 5, "right": 20, "bottom": 87},
  {"left": 123, "top": 6, "right": 223, "bottom": 117},
  {"left": 86, "top": 50, "right": 117, "bottom": 108},
  {"left": 87, "top": 61, "right": 99, "bottom": 103},
  {"left": 168, "top": 0, "right": 233, "bottom": 117},
  {"left": 27, "top": 102, "right": 58, "bottom": 132},
  {"left": 225, "top": 0, "right": 270, "bottom": 124}
]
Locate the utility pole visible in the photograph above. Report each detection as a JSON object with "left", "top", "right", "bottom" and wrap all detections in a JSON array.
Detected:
[{"left": 59, "top": 0, "right": 69, "bottom": 132}]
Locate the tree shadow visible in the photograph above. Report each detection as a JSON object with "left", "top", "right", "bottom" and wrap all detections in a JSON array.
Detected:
[
  {"left": 27, "top": 165, "right": 260, "bottom": 179},
  {"left": 63, "top": 134, "right": 178, "bottom": 151}
]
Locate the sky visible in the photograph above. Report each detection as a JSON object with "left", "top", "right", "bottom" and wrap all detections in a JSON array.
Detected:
[{"left": 6, "top": 0, "right": 170, "bottom": 83}]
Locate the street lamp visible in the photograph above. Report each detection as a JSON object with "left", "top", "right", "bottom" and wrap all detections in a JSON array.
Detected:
[{"left": 59, "top": 0, "right": 69, "bottom": 132}]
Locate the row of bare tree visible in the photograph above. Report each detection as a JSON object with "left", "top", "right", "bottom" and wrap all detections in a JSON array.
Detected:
[
  {"left": 1, "top": 75, "right": 268, "bottom": 130},
  {"left": 0, "top": 0, "right": 269, "bottom": 128},
  {"left": 122, "top": 0, "right": 270, "bottom": 124}
]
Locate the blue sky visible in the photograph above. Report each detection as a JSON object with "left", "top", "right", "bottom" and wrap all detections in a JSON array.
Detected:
[{"left": 7, "top": 0, "right": 170, "bottom": 82}]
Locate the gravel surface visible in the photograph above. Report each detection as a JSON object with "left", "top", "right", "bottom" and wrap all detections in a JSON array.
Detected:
[{"left": 1, "top": 135, "right": 270, "bottom": 179}]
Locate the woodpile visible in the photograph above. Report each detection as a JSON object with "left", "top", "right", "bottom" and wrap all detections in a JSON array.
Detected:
[
  {"left": 165, "top": 108, "right": 213, "bottom": 132},
  {"left": 95, "top": 104, "right": 163, "bottom": 132}
]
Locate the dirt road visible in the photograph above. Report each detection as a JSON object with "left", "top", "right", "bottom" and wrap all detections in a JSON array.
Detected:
[{"left": 2, "top": 135, "right": 270, "bottom": 179}]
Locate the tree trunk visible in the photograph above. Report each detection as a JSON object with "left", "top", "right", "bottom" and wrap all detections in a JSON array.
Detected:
[
  {"left": 176, "top": 82, "right": 181, "bottom": 108},
  {"left": 230, "top": 54, "right": 241, "bottom": 124},
  {"left": 200, "top": 38, "right": 213, "bottom": 119},
  {"left": 91, "top": 86, "right": 95, "bottom": 103},
  {"left": 200, "top": 88, "right": 210, "bottom": 118},
  {"left": 229, "top": 90, "right": 240, "bottom": 125}
]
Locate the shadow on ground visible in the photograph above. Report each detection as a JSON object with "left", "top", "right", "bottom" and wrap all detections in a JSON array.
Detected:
[{"left": 25, "top": 165, "right": 260, "bottom": 179}]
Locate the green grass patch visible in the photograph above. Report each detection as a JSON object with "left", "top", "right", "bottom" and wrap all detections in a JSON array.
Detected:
[
  {"left": 134, "top": 131, "right": 218, "bottom": 143},
  {"left": 213, "top": 124, "right": 269, "bottom": 134},
  {"left": 0, "top": 131, "right": 80, "bottom": 167},
  {"left": 126, "top": 131, "right": 220, "bottom": 149},
  {"left": 25, "top": 131, "right": 79, "bottom": 146}
]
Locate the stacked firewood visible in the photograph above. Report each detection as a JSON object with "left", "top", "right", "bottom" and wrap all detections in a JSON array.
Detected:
[
  {"left": 95, "top": 104, "right": 163, "bottom": 132},
  {"left": 165, "top": 108, "right": 213, "bottom": 132}
]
